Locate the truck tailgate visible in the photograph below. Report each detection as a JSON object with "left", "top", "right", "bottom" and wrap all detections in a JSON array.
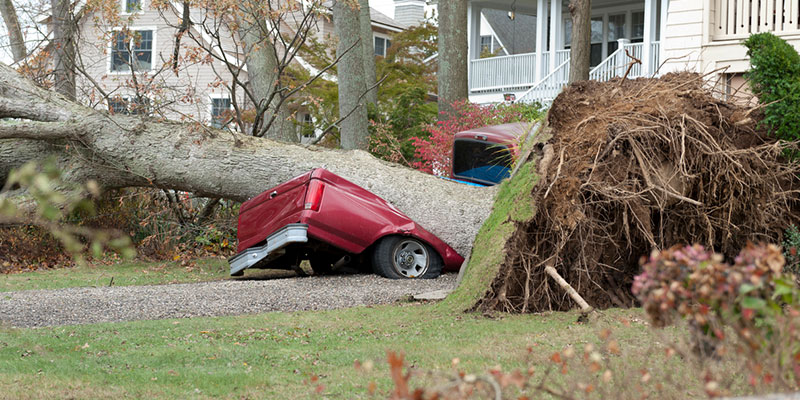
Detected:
[{"left": 237, "top": 171, "right": 311, "bottom": 252}]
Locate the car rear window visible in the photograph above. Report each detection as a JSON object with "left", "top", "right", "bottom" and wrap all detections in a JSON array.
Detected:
[{"left": 452, "top": 140, "right": 513, "bottom": 185}]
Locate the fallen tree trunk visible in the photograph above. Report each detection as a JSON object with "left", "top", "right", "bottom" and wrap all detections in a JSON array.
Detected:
[{"left": 0, "top": 63, "right": 496, "bottom": 256}]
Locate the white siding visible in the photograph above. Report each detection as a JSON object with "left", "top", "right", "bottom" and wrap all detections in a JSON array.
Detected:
[
  {"left": 661, "top": 0, "right": 706, "bottom": 73},
  {"left": 662, "top": 0, "right": 800, "bottom": 76},
  {"left": 74, "top": 1, "right": 245, "bottom": 124}
]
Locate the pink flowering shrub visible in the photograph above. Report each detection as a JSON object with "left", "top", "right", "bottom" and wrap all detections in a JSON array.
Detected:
[
  {"left": 410, "top": 100, "right": 543, "bottom": 175},
  {"left": 633, "top": 243, "right": 800, "bottom": 389},
  {"left": 633, "top": 243, "right": 794, "bottom": 331}
]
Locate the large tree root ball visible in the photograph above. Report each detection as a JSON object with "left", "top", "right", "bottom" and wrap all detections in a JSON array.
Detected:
[{"left": 478, "top": 73, "right": 800, "bottom": 313}]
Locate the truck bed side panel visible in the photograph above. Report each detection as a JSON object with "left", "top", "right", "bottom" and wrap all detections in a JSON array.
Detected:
[
  {"left": 301, "top": 187, "right": 405, "bottom": 252},
  {"left": 297, "top": 170, "right": 416, "bottom": 254},
  {"left": 303, "top": 170, "right": 465, "bottom": 271}
]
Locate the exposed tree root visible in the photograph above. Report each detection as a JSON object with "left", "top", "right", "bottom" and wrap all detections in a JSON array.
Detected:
[{"left": 478, "top": 73, "right": 800, "bottom": 313}]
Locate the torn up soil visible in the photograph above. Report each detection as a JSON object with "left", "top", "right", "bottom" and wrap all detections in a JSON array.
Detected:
[{"left": 477, "top": 73, "right": 800, "bottom": 313}]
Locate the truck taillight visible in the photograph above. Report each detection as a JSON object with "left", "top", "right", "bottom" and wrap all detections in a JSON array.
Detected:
[{"left": 305, "top": 180, "right": 325, "bottom": 211}]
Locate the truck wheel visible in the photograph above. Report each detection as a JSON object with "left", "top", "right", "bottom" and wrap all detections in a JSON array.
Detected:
[{"left": 372, "top": 236, "right": 443, "bottom": 279}]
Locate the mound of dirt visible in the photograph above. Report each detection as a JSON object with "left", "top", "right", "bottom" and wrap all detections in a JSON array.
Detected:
[{"left": 478, "top": 73, "right": 800, "bottom": 313}]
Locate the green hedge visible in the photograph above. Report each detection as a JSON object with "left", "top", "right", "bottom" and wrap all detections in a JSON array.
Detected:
[{"left": 743, "top": 33, "right": 800, "bottom": 157}]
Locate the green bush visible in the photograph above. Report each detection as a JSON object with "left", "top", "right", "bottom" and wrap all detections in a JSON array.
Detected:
[{"left": 743, "top": 33, "right": 800, "bottom": 156}]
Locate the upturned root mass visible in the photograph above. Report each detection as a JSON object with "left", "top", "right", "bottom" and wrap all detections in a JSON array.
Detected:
[{"left": 478, "top": 73, "right": 800, "bottom": 313}]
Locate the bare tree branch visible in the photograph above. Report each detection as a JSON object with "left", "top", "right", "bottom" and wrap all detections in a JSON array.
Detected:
[{"left": 0, "top": 0, "right": 26, "bottom": 62}]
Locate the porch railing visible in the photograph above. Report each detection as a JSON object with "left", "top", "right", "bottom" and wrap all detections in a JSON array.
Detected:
[
  {"left": 713, "top": 0, "right": 800, "bottom": 40},
  {"left": 589, "top": 42, "right": 645, "bottom": 82},
  {"left": 540, "top": 52, "right": 551, "bottom": 77},
  {"left": 555, "top": 49, "right": 570, "bottom": 67},
  {"left": 518, "top": 41, "right": 660, "bottom": 105},
  {"left": 536, "top": 50, "right": 570, "bottom": 78},
  {"left": 469, "top": 52, "right": 538, "bottom": 92},
  {"left": 650, "top": 42, "right": 661, "bottom": 74},
  {"left": 517, "top": 58, "right": 571, "bottom": 105}
]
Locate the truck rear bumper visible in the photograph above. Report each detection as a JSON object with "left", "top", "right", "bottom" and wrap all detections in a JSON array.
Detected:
[{"left": 228, "top": 223, "right": 309, "bottom": 276}]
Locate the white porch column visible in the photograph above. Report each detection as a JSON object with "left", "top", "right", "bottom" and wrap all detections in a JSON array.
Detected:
[
  {"left": 467, "top": 3, "right": 482, "bottom": 92},
  {"left": 535, "top": 0, "right": 548, "bottom": 82},
  {"left": 642, "top": 0, "right": 658, "bottom": 75},
  {"left": 616, "top": 38, "right": 630, "bottom": 77},
  {"left": 468, "top": 4, "right": 483, "bottom": 61},
  {"left": 549, "top": 0, "right": 562, "bottom": 73},
  {"left": 467, "top": 3, "right": 473, "bottom": 88}
]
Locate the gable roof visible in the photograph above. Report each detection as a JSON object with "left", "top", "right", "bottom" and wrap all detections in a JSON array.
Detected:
[
  {"left": 369, "top": 7, "right": 406, "bottom": 31},
  {"left": 319, "top": 1, "right": 406, "bottom": 31},
  {"left": 481, "top": 9, "right": 536, "bottom": 54}
]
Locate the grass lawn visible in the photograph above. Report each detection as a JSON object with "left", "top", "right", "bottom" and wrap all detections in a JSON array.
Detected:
[
  {"left": 0, "top": 258, "right": 301, "bottom": 292},
  {"left": 0, "top": 150, "right": 746, "bottom": 398},
  {"left": 0, "top": 258, "right": 229, "bottom": 292},
  {"left": 0, "top": 256, "right": 748, "bottom": 399},
  {"left": 0, "top": 301, "right": 716, "bottom": 400}
]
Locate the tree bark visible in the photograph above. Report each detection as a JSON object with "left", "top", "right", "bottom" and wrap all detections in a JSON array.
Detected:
[
  {"left": 236, "top": 3, "right": 296, "bottom": 142},
  {"left": 437, "top": 0, "right": 468, "bottom": 120},
  {"left": 332, "top": 0, "right": 369, "bottom": 150},
  {"left": 568, "top": 0, "right": 591, "bottom": 83},
  {"left": 358, "top": 0, "right": 377, "bottom": 105},
  {"left": 50, "top": 0, "right": 76, "bottom": 100},
  {"left": 0, "top": 62, "right": 495, "bottom": 257},
  {"left": 0, "top": 0, "right": 26, "bottom": 63},
  {"left": 545, "top": 265, "right": 592, "bottom": 313}
]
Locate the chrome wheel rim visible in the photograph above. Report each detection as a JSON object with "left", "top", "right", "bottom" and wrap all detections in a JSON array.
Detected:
[{"left": 392, "top": 240, "right": 429, "bottom": 278}]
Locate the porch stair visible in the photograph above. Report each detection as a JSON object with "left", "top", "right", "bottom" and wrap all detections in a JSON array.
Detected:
[{"left": 517, "top": 41, "right": 659, "bottom": 105}]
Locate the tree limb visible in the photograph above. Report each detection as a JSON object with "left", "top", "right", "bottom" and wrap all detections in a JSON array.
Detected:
[
  {"left": 172, "top": 0, "right": 191, "bottom": 75},
  {"left": 0, "top": 0, "right": 26, "bottom": 63},
  {"left": 0, "top": 121, "right": 86, "bottom": 140}
]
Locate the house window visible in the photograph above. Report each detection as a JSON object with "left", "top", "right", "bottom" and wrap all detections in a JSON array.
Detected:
[
  {"left": 631, "top": 11, "right": 645, "bottom": 43},
  {"left": 564, "top": 17, "right": 604, "bottom": 66},
  {"left": 480, "top": 35, "right": 492, "bottom": 54},
  {"left": 108, "top": 96, "right": 149, "bottom": 115},
  {"left": 479, "top": 35, "right": 504, "bottom": 57},
  {"left": 211, "top": 97, "right": 232, "bottom": 128},
  {"left": 564, "top": 11, "right": 645, "bottom": 67},
  {"left": 111, "top": 29, "right": 153, "bottom": 72},
  {"left": 607, "top": 14, "right": 626, "bottom": 54},
  {"left": 124, "top": 0, "right": 141, "bottom": 13},
  {"left": 299, "top": 113, "right": 315, "bottom": 138},
  {"left": 590, "top": 17, "right": 603, "bottom": 67},
  {"left": 374, "top": 36, "right": 391, "bottom": 57}
]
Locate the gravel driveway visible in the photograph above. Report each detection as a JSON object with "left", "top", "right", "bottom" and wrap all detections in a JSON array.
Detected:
[{"left": 0, "top": 274, "right": 457, "bottom": 328}]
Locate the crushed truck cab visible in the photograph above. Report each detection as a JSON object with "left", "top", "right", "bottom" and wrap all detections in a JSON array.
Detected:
[{"left": 229, "top": 168, "right": 464, "bottom": 279}]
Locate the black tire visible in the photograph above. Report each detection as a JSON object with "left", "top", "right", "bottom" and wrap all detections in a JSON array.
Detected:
[{"left": 371, "top": 236, "right": 443, "bottom": 279}]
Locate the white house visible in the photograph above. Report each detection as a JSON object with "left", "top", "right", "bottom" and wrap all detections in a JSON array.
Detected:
[{"left": 466, "top": 0, "right": 800, "bottom": 105}]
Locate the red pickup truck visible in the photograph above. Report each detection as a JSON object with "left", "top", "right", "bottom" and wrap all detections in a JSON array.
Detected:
[{"left": 229, "top": 168, "right": 464, "bottom": 279}]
